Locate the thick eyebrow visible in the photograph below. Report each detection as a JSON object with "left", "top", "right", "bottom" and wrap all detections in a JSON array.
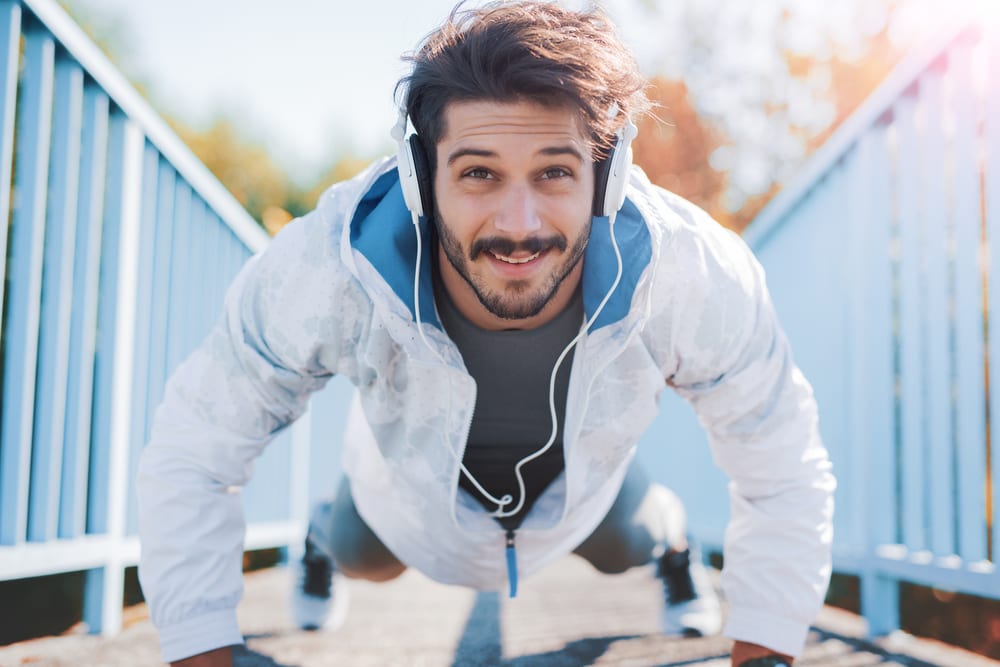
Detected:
[
  {"left": 446, "top": 144, "right": 586, "bottom": 166},
  {"left": 447, "top": 148, "right": 496, "bottom": 166},
  {"left": 538, "top": 145, "right": 586, "bottom": 162}
]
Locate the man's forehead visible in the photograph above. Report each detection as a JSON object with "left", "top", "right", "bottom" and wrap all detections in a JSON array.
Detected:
[{"left": 438, "top": 99, "right": 591, "bottom": 148}]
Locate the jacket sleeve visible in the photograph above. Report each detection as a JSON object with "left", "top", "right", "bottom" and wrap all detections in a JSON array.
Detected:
[
  {"left": 137, "top": 211, "right": 353, "bottom": 663},
  {"left": 657, "top": 207, "right": 835, "bottom": 657}
]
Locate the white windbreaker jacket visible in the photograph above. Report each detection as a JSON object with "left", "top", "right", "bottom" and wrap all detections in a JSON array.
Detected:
[{"left": 138, "top": 158, "right": 835, "bottom": 663}]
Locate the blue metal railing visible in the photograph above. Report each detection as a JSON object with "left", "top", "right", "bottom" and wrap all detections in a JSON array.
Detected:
[
  {"left": 0, "top": 0, "right": 295, "bottom": 637},
  {"left": 3, "top": 0, "right": 997, "bottom": 647},
  {"left": 645, "top": 10, "right": 1000, "bottom": 636}
]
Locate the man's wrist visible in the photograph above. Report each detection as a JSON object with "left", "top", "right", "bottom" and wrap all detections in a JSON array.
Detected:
[
  {"left": 170, "top": 646, "right": 232, "bottom": 667},
  {"left": 737, "top": 657, "right": 793, "bottom": 667},
  {"left": 731, "top": 640, "right": 793, "bottom": 667}
]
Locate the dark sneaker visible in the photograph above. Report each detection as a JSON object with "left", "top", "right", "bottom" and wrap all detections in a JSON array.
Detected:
[
  {"left": 657, "top": 545, "right": 721, "bottom": 637},
  {"left": 291, "top": 533, "right": 349, "bottom": 631}
]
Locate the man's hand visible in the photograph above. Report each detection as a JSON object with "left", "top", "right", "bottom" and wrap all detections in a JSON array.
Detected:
[
  {"left": 731, "top": 640, "right": 793, "bottom": 666},
  {"left": 170, "top": 646, "right": 232, "bottom": 667}
]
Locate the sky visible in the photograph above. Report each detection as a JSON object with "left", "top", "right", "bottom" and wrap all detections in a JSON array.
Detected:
[
  {"left": 65, "top": 0, "right": 984, "bottom": 191},
  {"left": 69, "top": 0, "right": 672, "bottom": 184},
  {"left": 72, "top": 0, "right": 582, "bottom": 182}
]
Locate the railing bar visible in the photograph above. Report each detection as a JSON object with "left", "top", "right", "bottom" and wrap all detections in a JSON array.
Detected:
[
  {"left": 19, "top": 0, "right": 268, "bottom": 253},
  {"left": 184, "top": 197, "right": 208, "bottom": 358},
  {"left": 0, "top": 28, "right": 55, "bottom": 546},
  {"left": 121, "top": 145, "right": 159, "bottom": 537},
  {"left": 131, "top": 161, "right": 176, "bottom": 534},
  {"left": 852, "top": 125, "right": 901, "bottom": 635},
  {"left": 918, "top": 62, "right": 957, "bottom": 558},
  {"left": 142, "top": 161, "right": 175, "bottom": 435},
  {"left": 86, "top": 108, "right": 126, "bottom": 535},
  {"left": 164, "top": 181, "right": 192, "bottom": 375},
  {"left": 0, "top": 534, "right": 140, "bottom": 580},
  {"left": 203, "top": 209, "right": 223, "bottom": 338},
  {"left": 950, "top": 37, "right": 990, "bottom": 563},
  {"left": 28, "top": 54, "right": 84, "bottom": 542},
  {"left": 872, "top": 551, "right": 1000, "bottom": 598},
  {"left": 856, "top": 126, "right": 898, "bottom": 550},
  {"left": 60, "top": 84, "right": 109, "bottom": 538},
  {"left": 894, "top": 93, "right": 929, "bottom": 553},
  {"left": 0, "top": 0, "right": 21, "bottom": 329},
  {"left": 90, "top": 117, "right": 144, "bottom": 635},
  {"left": 227, "top": 224, "right": 242, "bottom": 284},
  {"left": 986, "top": 23, "right": 1000, "bottom": 566}
]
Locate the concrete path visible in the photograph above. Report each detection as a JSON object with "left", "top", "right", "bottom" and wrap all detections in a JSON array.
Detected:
[{"left": 1, "top": 558, "right": 996, "bottom": 667}]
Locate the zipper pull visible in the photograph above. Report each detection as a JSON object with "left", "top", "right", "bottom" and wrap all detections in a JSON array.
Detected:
[{"left": 505, "top": 529, "right": 518, "bottom": 598}]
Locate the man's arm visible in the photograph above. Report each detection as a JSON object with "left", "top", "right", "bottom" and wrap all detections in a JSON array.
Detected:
[
  {"left": 651, "top": 205, "right": 834, "bottom": 660},
  {"left": 138, "top": 211, "right": 350, "bottom": 663}
]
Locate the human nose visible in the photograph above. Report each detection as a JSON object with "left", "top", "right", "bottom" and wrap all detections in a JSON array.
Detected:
[{"left": 494, "top": 183, "right": 542, "bottom": 235}]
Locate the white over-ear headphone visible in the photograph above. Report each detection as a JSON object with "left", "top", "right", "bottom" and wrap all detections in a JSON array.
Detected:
[{"left": 391, "top": 112, "right": 428, "bottom": 218}]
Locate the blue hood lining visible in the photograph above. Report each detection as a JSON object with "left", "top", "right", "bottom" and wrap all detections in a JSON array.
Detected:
[{"left": 349, "top": 168, "right": 651, "bottom": 332}]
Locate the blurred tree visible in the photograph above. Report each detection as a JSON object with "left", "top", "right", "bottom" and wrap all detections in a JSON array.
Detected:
[
  {"left": 631, "top": 78, "right": 726, "bottom": 222},
  {"left": 622, "top": 0, "right": 903, "bottom": 231},
  {"left": 297, "top": 156, "right": 371, "bottom": 209},
  {"left": 169, "top": 117, "right": 294, "bottom": 227},
  {"left": 58, "top": 0, "right": 321, "bottom": 235},
  {"left": 256, "top": 154, "right": 370, "bottom": 236}
]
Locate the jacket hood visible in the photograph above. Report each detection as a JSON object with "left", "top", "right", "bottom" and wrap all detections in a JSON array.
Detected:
[{"left": 348, "top": 165, "right": 652, "bottom": 331}]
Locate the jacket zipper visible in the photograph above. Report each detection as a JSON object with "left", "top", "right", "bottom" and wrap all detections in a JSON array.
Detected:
[{"left": 505, "top": 529, "right": 518, "bottom": 598}]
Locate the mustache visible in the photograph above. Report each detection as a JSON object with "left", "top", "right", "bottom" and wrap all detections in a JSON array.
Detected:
[{"left": 469, "top": 235, "right": 567, "bottom": 261}]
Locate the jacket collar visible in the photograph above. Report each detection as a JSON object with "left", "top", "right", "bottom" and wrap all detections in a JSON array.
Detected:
[{"left": 348, "top": 166, "right": 652, "bottom": 332}]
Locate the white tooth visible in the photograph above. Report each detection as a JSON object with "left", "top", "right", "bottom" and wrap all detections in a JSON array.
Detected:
[{"left": 493, "top": 251, "right": 541, "bottom": 265}]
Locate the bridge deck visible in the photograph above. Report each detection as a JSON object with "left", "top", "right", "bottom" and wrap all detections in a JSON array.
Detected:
[{"left": 0, "top": 558, "right": 995, "bottom": 666}]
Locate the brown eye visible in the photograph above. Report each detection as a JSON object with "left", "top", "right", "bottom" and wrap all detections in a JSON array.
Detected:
[
  {"left": 541, "top": 167, "right": 571, "bottom": 180},
  {"left": 462, "top": 167, "right": 492, "bottom": 179}
]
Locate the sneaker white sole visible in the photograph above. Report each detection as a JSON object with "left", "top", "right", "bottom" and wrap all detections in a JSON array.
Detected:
[
  {"left": 661, "top": 597, "right": 722, "bottom": 637},
  {"left": 291, "top": 571, "right": 349, "bottom": 631}
]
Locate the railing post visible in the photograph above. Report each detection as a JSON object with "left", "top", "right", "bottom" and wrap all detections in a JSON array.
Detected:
[
  {"left": 83, "top": 118, "right": 144, "bottom": 636},
  {"left": 846, "top": 121, "right": 901, "bottom": 636},
  {"left": 861, "top": 564, "right": 900, "bottom": 636}
]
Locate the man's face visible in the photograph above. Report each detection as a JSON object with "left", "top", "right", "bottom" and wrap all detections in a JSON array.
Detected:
[{"left": 433, "top": 99, "right": 595, "bottom": 330}]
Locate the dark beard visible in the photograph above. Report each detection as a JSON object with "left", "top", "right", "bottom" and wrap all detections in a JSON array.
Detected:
[{"left": 435, "top": 216, "right": 591, "bottom": 321}]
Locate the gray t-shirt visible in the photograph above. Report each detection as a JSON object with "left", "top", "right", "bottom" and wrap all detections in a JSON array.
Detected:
[{"left": 435, "top": 275, "right": 584, "bottom": 530}]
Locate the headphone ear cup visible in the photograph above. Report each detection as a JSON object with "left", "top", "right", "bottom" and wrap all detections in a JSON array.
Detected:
[
  {"left": 592, "top": 153, "right": 614, "bottom": 217},
  {"left": 408, "top": 135, "right": 434, "bottom": 219}
]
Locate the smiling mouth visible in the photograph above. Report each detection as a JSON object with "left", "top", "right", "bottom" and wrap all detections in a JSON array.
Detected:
[{"left": 490, "top": 250, "right": 542, "bottom": 265}]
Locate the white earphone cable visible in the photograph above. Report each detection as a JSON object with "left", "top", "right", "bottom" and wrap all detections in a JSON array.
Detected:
[
  {"left": 412, "top": 211, "right": 516, "bottom": 511},
  {"left": 489, "top": 210, "right": 622, "bottom": 518},
  {"left": 411, "top": 209, "right": 624, "bottom": 518}
]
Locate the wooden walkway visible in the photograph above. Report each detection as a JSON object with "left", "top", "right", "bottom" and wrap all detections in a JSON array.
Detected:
[{"left": 0, "top": 558, "right": 996, "bottom": 667}]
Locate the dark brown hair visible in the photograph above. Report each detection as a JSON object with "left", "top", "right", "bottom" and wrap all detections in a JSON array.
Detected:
[{"left": 396, "top": 1, "right": 650, "bottom": 167}]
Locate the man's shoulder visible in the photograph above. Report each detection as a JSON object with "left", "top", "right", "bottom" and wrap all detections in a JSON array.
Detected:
[
  {"left": 627, "top": 167, "right": 732, "bottom": 246},
  {"left": 627, "top": 169, "right": 748, "bottom": 275}
]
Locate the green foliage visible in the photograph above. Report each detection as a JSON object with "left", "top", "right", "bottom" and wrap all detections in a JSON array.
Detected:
[
  {"left": 56, "top": 0, "right": 374, "bottom": 237},
  {"left": 170, "top": 114, "right": 372, "bottom": 235}
]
